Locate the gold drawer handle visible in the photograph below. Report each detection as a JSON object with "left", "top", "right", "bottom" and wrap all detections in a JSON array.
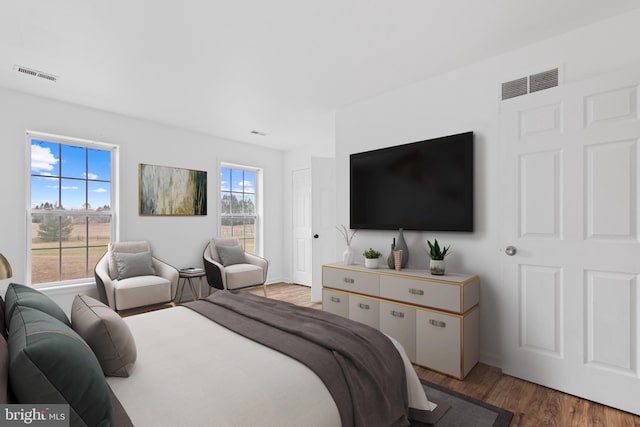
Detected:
[
  {"left": 409, "top": 288, "right": 424, "bottom": 296},
  {"left": 343, "top": 277, "right": 355, "bottom": 284},
  {"left": 358, "top": 303, "right": 370, "bottom": 310},
  {"left": 330, "top": 297, "right": 341, "bottom": 303},
  {"left": 429, "top": 319, "right": 446, "bottom": 328},
  {"left": 390, "top": 310, "right": 405, "bottom": 318}
]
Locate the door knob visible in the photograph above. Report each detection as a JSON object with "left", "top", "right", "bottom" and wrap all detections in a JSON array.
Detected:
[
  {"left": 313, "top": 234, "right": 319, "bottom": 239},
  {"left": 505, "top": 246, "right": 517, "bottom": 256}
]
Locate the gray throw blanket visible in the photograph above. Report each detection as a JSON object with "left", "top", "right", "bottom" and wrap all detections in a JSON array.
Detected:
[{"left": 185, "top": 291, "right": 410, "bottom": 427}]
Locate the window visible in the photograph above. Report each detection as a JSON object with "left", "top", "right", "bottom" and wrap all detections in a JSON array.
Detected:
[
  {"left": 28, "top": 133, "right": 117, "bottom": 286},
  {"left": 220, "top": 165, "right": 259, "bottom": 255}
]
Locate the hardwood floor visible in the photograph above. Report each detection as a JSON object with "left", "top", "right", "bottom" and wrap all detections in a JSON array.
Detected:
[{"left": 246, "top": 283, "right": 640, "bottom": 427}]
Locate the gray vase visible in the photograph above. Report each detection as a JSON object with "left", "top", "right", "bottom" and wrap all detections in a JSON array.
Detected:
[{"left": 396, "top": 228, "right": 409, "bottom": 268}]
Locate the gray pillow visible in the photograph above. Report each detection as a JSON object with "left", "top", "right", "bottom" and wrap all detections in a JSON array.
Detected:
[
  {"left": 216, "top": 245, "right": 246, "bottom": 266},
  {"left": 71, "top": 295, "right": 137, "bottom": 377},
  {"left": 114, "top": 251, "right": 156, "bottom": 280}
]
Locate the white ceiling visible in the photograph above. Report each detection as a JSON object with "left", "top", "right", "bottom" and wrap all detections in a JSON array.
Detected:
[{"left": 1, "top": 1, "right": 639, "bottom": 151}]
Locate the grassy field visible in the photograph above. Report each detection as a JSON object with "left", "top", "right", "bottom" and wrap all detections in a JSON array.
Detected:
[
  {"left": 31, "top": 222, "right": 109, "bottom": 284},
  {"left": 31, "top": 222, "right": 257, "bottom": 283}
]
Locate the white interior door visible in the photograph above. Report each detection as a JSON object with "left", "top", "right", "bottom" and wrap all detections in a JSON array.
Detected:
[
  {"left": 311, "top": 157, "right": 336, "bottom": 302},
  {"left": 292, "top": 168, "right": 312, "bottom": 286},
  {"left": 500, "top": 64, "right": 640, "bottom": 414}
]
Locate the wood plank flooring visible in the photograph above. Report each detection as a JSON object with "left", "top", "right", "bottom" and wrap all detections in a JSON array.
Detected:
[{"left": 246, "top": 282, "right": 640, "bottom": 427}]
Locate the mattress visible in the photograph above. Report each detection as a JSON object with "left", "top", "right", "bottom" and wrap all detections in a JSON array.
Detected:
[{"left": 107, "top": 306, "right": 435, "bottom": 426}]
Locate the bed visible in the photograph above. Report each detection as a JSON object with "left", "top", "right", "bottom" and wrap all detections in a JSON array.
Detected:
[{"left": 4, "top": 283, "right": 438, "bottom": 427}]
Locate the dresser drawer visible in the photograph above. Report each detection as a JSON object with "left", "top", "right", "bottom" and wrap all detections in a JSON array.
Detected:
[
  {"left": 349, "top": 295, "right": 379, "bottom": 329},
  {"left": 415, "top": 309, "right": 461, "bottom": 378},
  {"left": 323, "top": 267, "right": 379, "bottom": 296},
  {"left": 379, "top": 301, "right": 416, "bottom": 361},
  {"left": 380, "top": 275, "right": 460, "bottom": 312},
  {"left": 322, "top": 289, "right": 349, "bottom": 318}
]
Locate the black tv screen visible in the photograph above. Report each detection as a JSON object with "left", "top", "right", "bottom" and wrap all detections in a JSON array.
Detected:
[{"left": 350, "top": 131, "right": 474, "bottom": 231}]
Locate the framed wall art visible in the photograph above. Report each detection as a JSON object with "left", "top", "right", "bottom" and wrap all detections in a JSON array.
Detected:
[{"left": 139, "top": 163, "right": 207, "bottom": 216}]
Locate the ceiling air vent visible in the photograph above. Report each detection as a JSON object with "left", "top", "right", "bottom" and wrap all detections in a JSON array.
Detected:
[
  {"left": 14, "top": 65, "right": 58, "bottom": 82},
  {"left": 501, "top": 77, "right": 528, "bottom": 100},
  {"left": 529, "top": 68, "right": 559, "bottom": 93}
]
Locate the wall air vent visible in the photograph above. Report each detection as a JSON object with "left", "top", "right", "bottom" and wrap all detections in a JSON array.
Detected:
[
  {"left": 501, "top": 67, "right": 559, "bottom": 101},
  {"left": 502, "top": 77, "right": 528, "bottom": 100},
  {"left": 529, "top": 68, "right": 559, "bottom": 93},
  {"left": 13, "top": 65, "right": 58, "bottom": 82}
]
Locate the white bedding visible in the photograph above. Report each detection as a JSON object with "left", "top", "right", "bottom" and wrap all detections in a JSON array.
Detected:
[{"left": 107, "top": 306, "right": 435, "bottom": 426}]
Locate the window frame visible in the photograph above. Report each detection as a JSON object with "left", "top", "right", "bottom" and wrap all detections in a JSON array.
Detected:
[
  {"left": 219, "top": 162, "right": 263, "bottom": 256},
  {"left": 26, "top": 131, "right": 119, "bottom": 288}
]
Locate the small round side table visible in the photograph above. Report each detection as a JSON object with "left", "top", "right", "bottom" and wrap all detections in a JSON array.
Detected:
[{"left": 177, "top": 268, "right": 206, "bottom": 303}]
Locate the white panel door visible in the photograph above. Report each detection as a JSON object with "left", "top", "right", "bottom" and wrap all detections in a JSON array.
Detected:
[
  {"left": 311, "top": 157, "right": 336, "bottom": 302},
  {"left": 500, "top": 64, "right": 640, "bottom": 414},
  {"left": 292, "top": 168, "right": 312, "bottom": 286}
]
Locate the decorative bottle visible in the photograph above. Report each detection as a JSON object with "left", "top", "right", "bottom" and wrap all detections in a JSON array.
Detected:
[
  {"left": 387, "top": 238, "right": 396, "bottom": 269},
  {"left": 396, "top": 228, "right": 409, "bottom": 268}
]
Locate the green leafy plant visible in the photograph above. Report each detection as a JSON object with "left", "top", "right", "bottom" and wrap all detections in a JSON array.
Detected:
[
  {"left": 427, "top": 239, "right": 451, "bottom": 260},
  {"left": 362, "top": 248, "right": 381, "bottom": 259}
]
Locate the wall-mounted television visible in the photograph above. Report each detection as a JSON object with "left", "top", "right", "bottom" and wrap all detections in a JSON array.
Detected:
[{"left": 350, "top": 131, "right": 474, "bottom": 231}]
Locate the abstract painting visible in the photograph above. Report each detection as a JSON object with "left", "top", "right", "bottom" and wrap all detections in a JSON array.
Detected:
[{"left": 139, "top": 163, "right": 207, "bottom": 216}]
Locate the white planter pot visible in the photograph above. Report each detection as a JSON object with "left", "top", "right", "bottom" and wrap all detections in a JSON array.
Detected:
[
  {"left": 430, "top": 259, "right": 445, "bottom": 275},
  {"left": 364, "top": 258, "right": 379, "bottom": 269}
]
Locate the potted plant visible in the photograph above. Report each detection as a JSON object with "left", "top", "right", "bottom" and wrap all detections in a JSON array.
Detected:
[
  {"left": 362, "top": 248, "right": 382, "bottom": 269},
  {"left": 427, "top": 239, "right": 450, "bottom": 275}
]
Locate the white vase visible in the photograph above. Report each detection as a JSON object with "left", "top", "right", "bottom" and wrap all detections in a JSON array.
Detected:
[
  {"left": 364, "top": 258, "right": 379, "bottom": 269},
  {"left": 430, "top": 259, "right": 445, "bottom": 275},
  {"left": 343, "top": 245, "right": 354, "bottom": 265}
]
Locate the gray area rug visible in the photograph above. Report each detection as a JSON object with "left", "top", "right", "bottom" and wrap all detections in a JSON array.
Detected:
[{"left": 411, "top": 379, "right": 513, "bottom": 427}]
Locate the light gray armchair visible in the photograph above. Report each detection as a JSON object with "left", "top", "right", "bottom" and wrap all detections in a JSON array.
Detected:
[
  {"left": 94, "top": 240, "right": 179, "bottom": 311},
  {"left": 203, "top": 238, "right": 269, "bottom": 296}
]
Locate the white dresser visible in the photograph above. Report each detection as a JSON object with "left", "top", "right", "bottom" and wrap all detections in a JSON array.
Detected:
[{"left": 322, "top": 263, "right": 479, "bottom": 379}]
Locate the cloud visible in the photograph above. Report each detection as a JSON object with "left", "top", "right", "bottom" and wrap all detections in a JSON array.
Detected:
[
  {"left": 84, "top": 172, "right": 99, "bottom": 180},
  {"left": 61, "top": 185, "right": 79, "bottom": 190},
  {"left": 31, "top": 145, "right": 59, "bottom": 172},
  {"left": 93, "top": 188, "right": 107, "bottom": 193}
]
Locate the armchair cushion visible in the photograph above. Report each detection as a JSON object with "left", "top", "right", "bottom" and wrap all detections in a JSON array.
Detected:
[
  {"left": 71, "top": 295, "right": 137, "bottom": 377},
  {"left": 113, "top": 251, "right": 156, "bottom": 280},
  {"left": 114, "top": 275, "right": 172, "bottom": 311},
  {"left": 216, "top": 245, "right": 246, "bottom": 266},
  {"left": 225, "top": 264, "right": 264, "bottom": 290}
]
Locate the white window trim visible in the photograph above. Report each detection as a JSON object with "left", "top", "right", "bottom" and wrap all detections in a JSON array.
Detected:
[
  {"left": 219, "top": 161, "right": 263, "bottom": 256},
  {"left": 26, "top": 130, "right": 119, "bottom": 288}
]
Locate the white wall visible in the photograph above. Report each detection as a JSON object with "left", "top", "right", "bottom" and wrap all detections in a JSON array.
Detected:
[
  {"left": 0, "top": 87, "right": 285, "bottom": 311},
  {"left": 334, "top": 8, "right": 640, "bottom": 366}
]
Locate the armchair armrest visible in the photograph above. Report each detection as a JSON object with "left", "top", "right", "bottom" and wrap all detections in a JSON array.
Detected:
[
  {"left": 245, "top": 253, "right": 269, "bottom": 284},
  {"left": 152, "top": 257, "right": 180, "bottom": 300},
  {"left": 94, "top": 253, "right": 116, "bottom": 309}
]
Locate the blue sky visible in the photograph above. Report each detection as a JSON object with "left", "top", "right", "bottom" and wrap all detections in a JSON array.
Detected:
[
  {"left": 31, "top": 140, "right": 111, "bottom": 210},
  {"left": 220, "top": 167, "right": 255, "bottom": 193}
]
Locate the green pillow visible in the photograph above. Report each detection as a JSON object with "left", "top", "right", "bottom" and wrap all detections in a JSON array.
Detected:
[
  {"left": 4, "top": 283, "right": 70, "bottom": 328},
  {"left": 216, "top": 245, "right": 246, "bottom": 266},
  {"left": 8, "top": 305, "right": 112, "bottom": 426}
]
